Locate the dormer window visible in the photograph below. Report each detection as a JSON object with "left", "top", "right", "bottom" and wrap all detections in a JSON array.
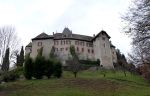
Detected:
[{"left": 38, "top": 42, "right": 42, "bottom": 46}]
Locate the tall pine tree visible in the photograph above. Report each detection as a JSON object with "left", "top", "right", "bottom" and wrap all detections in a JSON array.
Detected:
[
  {"left": 16, "top": 46, "right": 24, "bottom": 67},
  {"left": 1, "top": 48, "right": 10, "bottom": 71},
  {"left": 19, "top": 46, "right": 24, "bottom": 66}
]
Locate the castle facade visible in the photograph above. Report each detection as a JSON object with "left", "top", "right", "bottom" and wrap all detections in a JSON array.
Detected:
[{"left": 25, "top": 28, "right": 117, "bottom": 68}]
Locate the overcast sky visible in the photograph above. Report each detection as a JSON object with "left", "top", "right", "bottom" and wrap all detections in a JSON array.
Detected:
[{"left": 0, "top": 0, "right": 132, "bottom": 56}]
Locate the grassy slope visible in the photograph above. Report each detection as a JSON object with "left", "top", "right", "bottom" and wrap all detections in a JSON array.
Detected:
[{"left": 0, "top": 70, "right": 150, "bottom": 96}]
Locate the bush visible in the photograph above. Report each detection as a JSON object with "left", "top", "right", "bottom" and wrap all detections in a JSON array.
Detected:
[
  {"left": 14, "top": 67, "right": 24, "bottom": 75},
  {"left": 53, "top": 61, "right": 62, "bottom": 78},
  {"left": 23, "top": 47, "right": 63, "bottom": 80},
  {"left": 33, "top": 56, "right": 45, "bottom": 79},
  {"left": 79, "top": 59, "right": 99, "bottom": 66},
  {"left": 44, "top": 60, "right": 54, "bottom": 78},
  {"left": 24, "top": 57, "right": 33, "bottom": 80},
  {"left": 0, "top": 70, "right": 20, "bottom": 82}
]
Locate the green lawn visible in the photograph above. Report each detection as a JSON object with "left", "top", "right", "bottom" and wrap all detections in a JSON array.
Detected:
[{"left": 0, "top": 70, "right": 150, "bottom": 96}]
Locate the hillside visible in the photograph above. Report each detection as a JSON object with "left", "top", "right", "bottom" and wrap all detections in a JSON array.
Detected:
[{"left": 0, "top": 70, "right": 150, "bottom": 96}]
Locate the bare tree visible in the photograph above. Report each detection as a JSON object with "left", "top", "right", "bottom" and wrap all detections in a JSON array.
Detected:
[
  {"left": 128, "top": 42, "right": 150, "bottom": 65},
  {"left": 122, "top": 0, "right": 150, "bottom": 65},
  {"left": 0, "top": 26, "right": 20, "bottom": 69},
  {"left": 66, "top": 45, "right": 81, "bottom": 78}
]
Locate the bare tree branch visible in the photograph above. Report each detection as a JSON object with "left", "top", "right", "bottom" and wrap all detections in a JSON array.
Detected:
[{"left": 0, "top": 25, "right": 20, "bottom": 68}]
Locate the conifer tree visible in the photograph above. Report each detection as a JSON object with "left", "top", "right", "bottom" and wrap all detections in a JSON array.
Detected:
[
  {"left": 24, "top": 54, "right": 33, "bottom": 79},
  {"left": 19, "top": 46, "right": 24, "bottom": 66},
  {"left": 16, "top": 46, "right": 24, "bottom": 67},
  {"left": 33, "top": 47, "right": 44, "bottom": 79},
  {"left": 1, "top": 48, "right": 10, "bottom": 71}
]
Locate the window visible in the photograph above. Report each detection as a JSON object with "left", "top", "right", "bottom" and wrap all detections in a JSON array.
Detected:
[
  {"left": 64, "top": 41, "right": 65, "bottom": 45},
  {"left": 112, "top": 52, "right": 114, "bottom": 54},
  {"left": 77, "top": 47, "right": 79, "bottom": 51},
  {"left": 80, "top": 42, "right": 82, "bottom": 46},
  {"left": 75, "top": 41, "right": 78, "bottom": 45},
  {"left": 66, "top": 40, "right": 68, "bottom": 44},
  {"left": 38, "top": 42, "right": 42, "bottom": 46},
  {"left": 83, "top": 42, "right": 84, "bottom": 46},
  {"left": 89, "top": 43, "right": 93, "bottom": 47},
  {"left": 88, "top": 49, "right": 90, "bottom": 53},
  {"left": 60, "top": 48, "right": 64, "bottom": 51},
  {"left": 82, "top": 48, "right": 84, "bottom": 52},
  {"left": 92, "top": 49, "right": 94, "bottom": 54},
  {"left": 66, "top": 47, "right": 68, "bottom": 51},
  {"left": 69, "top": 40, "right": 71, "bottom": 44}
]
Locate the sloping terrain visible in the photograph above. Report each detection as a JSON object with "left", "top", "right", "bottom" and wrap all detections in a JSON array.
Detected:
[{"left": 0, "top": 71, "right": 150, "bottom": 96}]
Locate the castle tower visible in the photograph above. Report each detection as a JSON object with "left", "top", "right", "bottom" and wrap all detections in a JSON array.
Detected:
[{"left": 92, "top": 30, "right": 114, "bottom": 68}]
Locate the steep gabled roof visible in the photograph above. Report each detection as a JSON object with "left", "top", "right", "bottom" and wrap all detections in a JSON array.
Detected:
[
  {"left": 32, "top": 32, "right": 53, "bottom": 40},
  {"left": 92, "top": 30, "right": 111, "bottom": 41},
  {"left": 54, "top": 33, "right": 93, "bottom": 42},
  {"left": 26, "top": 42, "right": 32, "bottom": 47}
]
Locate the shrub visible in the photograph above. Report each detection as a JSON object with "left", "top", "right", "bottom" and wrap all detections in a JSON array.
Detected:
[
  {"left": 53, "top": 61, "right": 62, "bottom": 78},
  {"left": 0, "top": 71, "right": 19, "bottom": 82},
  {"left": 14, "top": 67, "right": 24, "bottom": 75},
  {"left": 44, "top": 60, "right": 54, "bottom": 78},
  {"left": 33, "top": 56, "right": 45, "bottom": 79},
  {"left": 24, "top": 57, "right": 33, "bottom": 80},
  {"left": 79, "top": 59, "right": 99, "bottom": 66}
]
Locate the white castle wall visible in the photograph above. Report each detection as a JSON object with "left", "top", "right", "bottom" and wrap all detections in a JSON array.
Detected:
[
  {"left": 30, "top": 39, "right": 54, "bottom": 59},
  {"left": 93, "top": 34, "right": 114, "bottom": 68}
]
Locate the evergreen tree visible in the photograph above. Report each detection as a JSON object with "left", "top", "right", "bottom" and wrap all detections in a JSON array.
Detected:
[
  {"left": 44, "top": 59, "right": 54, "bottom": 78},
  {"left": 16, "top": 46, "right": 24, "bottom": 67},
  {"left": 33, "top": 47, "right": 44, "bottom": 79},
  {"left": 24, "top": 54, "right": 33, "bottom": 80},
  {"left": 53, "top": 61, "right": 62, "bottom": 78},
  {"left": 1, "top": 48, "right": 10, "bottom": 71},
  {"left": 33, "top": 56, "right": 45, "bottom": 79},
  {"left": 19, "top": 46, "right": 24, "bottom": 66}
]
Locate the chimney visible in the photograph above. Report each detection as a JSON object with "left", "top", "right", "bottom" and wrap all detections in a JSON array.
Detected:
[{"left": 53, "top": 32, "right": 54, "bottom": 35}]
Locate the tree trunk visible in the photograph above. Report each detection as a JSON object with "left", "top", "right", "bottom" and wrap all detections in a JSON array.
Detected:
[{"left": 74, "top": 72, "right": 77, "bottom": 78}]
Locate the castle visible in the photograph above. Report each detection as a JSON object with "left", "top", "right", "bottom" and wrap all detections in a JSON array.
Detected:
[{"left": 25, "top": 28, "right": 117, "bottom": 68}]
